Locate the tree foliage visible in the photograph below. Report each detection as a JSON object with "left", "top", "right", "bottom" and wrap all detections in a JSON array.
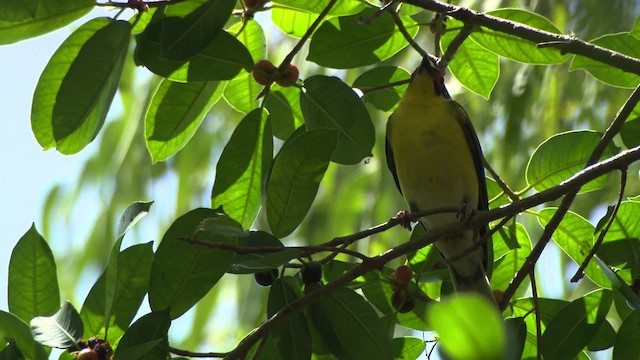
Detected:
[{"left": 2, "top": 0, "right": 640, "bottom": 359}]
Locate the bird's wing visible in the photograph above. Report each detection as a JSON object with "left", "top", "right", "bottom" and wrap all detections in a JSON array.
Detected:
[{"left": 385, "top": 117, "right": 403, "bottom": 196}]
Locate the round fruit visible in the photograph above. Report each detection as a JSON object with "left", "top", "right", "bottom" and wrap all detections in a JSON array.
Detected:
[
  {"left": 276, "top": 63, "right": 299, "bottom": 87},
  {"left": 393, "top": 265, "right": 412, "bottom": 287},
  {"left": 252, "top": 60, "right": 277, "bottom": 85},
  {"left": 301, "top": 261, "right": 323, "bottom": 284},
  {"left": 254, "top": 268, "right": 279, "bottom": 287},
  {"left": 76, "top": 348, "right": 99, "bottom": 360},
  {"left": 391, "top": 291, "right": 415, "bottom": 313}
]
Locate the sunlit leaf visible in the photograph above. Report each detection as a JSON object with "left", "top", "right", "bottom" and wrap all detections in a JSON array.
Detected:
[
  {"left": 352, "top": 66, "right": 411, "bottom": 112},
  {"left": 0, "top": 310, "right": 47, "bottom": 359},
  {"left": 272, "top": 7, "right": 316, "bottom": 39},
  {"left": 271, "top": 0, "right": 365, "bottom": 16},
  {"left": 30, "top": 301, "right": 83, "bottom": 349},
  {"left": 392, "top": 337, "right": 425, "bottom": 359}
]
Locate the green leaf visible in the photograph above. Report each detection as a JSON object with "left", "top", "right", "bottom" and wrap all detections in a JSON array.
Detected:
[
  {"left": 271, "top": 0, "right": 365, "bottom": 16},
  {"left": 266, "top": 128, "right": 338, "bottom": 237},
  {"left": 392, "top": 337, "right": 426, "bottom": 359},
  {"left": 504, "top": 317, "right": 527, "bottom": 360},
  {"left": 428, "top": 294, "right": 506, "bottom": 360},
  {"left": 145, "top": 79, "right": 222, "bottom": 163},
  {"left": 265, "top": 87, "right": 304, "bottom": 140},
  {"left": 268, "top": 277, "right": 311, "bottom": 359},
  {"left": 79, "top": 243, "right": 153, "bottom": 341},
  {"left": 301, "top": 75, "right": 374, "bottom": 164},
  {"left": 352, "top": 66, "right": 411, "bottom": 112},
  {"left": 526, "top": 130, "right": 619, "bottom": 193},
  {"left": 470, "top": 9, "right": 568, "bottom": 64},
  {"left": 149, "top": 209, "right": 238, "bottom": 319},
  {"left": 308, "top": 285, "right": 393, "bottom": 359},
  {"left": 441, "top": 19, "right": 499, "bottom": 99},
  {"left": 587, "top": 320, "right": 615, "bottom": 351},
  {"left": 613, "top": 311, "right": 640, "bottom": 360},
  {"left": 115, "top": 310, "right": 171, "bottom": 360},
  {"left": 135, "top": 21, "right": 253, "bottom": 82},
  {"left": 224, "top": 73, "right": 263, "bottom": 114},
  {"left": 490, "top": 223, "right": 532, "bottom": 294},
  {"left": 159, "top": 0, "right": 235, "bottom": 61},
  {"left": 211, "top": 109, "right": 272, "bottom": 228},
  {"left": 31, "top": 18, "right": 131, "bottom": 154},
  {"left": 230, "top": 20, "right": 266, "bottom": 62},
  {"left": 308, "top": 9, "right": 418, "bottom": 69},
  {"left": 0, "top": 310, "right": 47, "bottom": 360},
  {"left": 598, "top": 201, "right": 640, "bottom": 278},
  {"left": 0, "top": 0, "right": 93, "bottom": 44},
  {"left": 621, "top": 116, "right": 640, "bottom": 149},
  {"left": 116, "top": 201, "right": 154, "bottom": 238},
  {"left": 8, "top": 224, "right": 60, "bottom": 323},
  {"left": 30, "top": 301, "right": 83, "bottom": 349},
  {"left": 570, "top": 33, "right": 640, "bottom": 88},
  {"left": 537, "top": 208, "right": 609, "bottom": 287},
  {"left": 542, "top": 289, "right": 612, "bottom": 359},
  {"left": 227, "top": 231, "right": 301, "bottom": 274},
  {"left": 272, "top": 7, "right": 316, "bottom": 39},
  {"left": 595, "top": 257, "right": 640, "bottom": 314}
]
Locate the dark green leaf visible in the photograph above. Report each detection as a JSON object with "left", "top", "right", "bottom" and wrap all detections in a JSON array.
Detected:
[
  {"left": 0, "top": 0, "right": 93, "bottom": 44},
  {"left": 211, "top": 109, "right": 272, "bottom": 229},
  {"left": 308, "top": 285, "right": 393, "bottom": 359},
  {"left": 31, "top": 18, "right": 131, "bottom": 154},
  {"left": 145, "top": 79, "right": 222, "bottom": 163},
  {"left": 80, "top": 243, "right": 153, "bottom": 341},
  {"left": 537, "top": 208, "right": 609, "bottom": 287},
  {"left": 227, "top": 231, "right": 301, "bottom": 274},
  {"left": 115, "top": 310, "right": 171, "bottom": 360},
  {"left": 621, "top": 116, "right": 640, "bottom": 148},
  {"left": 308, "top": 9, "right": 418, "bottom": 69},
  {"left": 470, "top": 9, "right": 568, "bottom": 64},
  {"left": 266, "top": 128, "right": 338, "bottom": 237},
  {"left": 268, "top": 277, "right": 311, "bottom": 359},
  {"left": 265, "top": 88, "right": 304, "bottom": 140},
  {"left": 8, "top": 224, "right": 60, "bottom": 323},
  {"left": 613, "top": 311, "right": 640, "bottom": 360},
  {"left": 587, "top": 320, "right": 615, "bottom": 351},
  {"left": 595, "top": 257, "right": 640, "bottom": 313},
  {"left": 598, "top": 201, "right": 640, "bottom": 279},
  {"left": 0, "top": 310, "right": 47, "bottom": 360},
  {"left": 441, "top": 19, "right": 499, "bottom": 99},
  {"left": 301, "top": 75, "right": 374, "bottom": 164},
  {"left": 428, "top": 294, "right": 506, "bottom": 360},
  {"left": 30, "top": 301, "right": 83, "bottom": 349},
  {"left": 149, "top": 209, "right": 238, "bottom": 318},
  {"left": 542, "top": 289, "right": 612, "bottom": 359},
  {"left": 526, "top": 130, "right": 619, "bottom": 193},
  {"left": 504, "top": 317, "right": 527, "bottom": 360},
  {"left": 352, "top": 66, "right": 411, "bottom": 112},
  {"left": 392, "top": 337, "right": 425, "bottom": 359},
  {"left": 570, "top": 33, "right": 640, "bottom": 88},
  {"left": 159, "top": 0, "right": 235, "bottom": 60}
]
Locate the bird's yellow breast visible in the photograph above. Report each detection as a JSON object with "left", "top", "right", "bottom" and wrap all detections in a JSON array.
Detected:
[{"left": 387, "top": 98, "right": 479, "bottom": 228}]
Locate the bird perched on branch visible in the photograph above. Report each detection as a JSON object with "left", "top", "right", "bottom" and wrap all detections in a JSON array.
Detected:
[{"left": 385, "top": 57, "right": 494, "bottom": 303}]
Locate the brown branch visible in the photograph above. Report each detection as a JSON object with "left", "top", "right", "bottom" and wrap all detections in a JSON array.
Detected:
[
  {"left": 402, "top": 0, "right": 640, "bottom": 75},
  {"left": 437, "top": 22, "right": 474, "bottom": 71},
  {"left": 570, "top": 166, "right": 628, "bottom": 282},
  {"left": 483, "top": 157, "right": 520, "bottom": 202},
  {"left": 389, "top": 8, "right": 430, "bottom": 59}
]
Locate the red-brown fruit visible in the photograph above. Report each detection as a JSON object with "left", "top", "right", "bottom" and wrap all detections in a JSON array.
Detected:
[
  {"left": 391, "top": 291, "right": 416, "bottom": 313},
  {"left": 276, "top": 63, "right": 299, "bottom": 87},
  {"left": 75, "top": 348, "right": 99, "bottom": 360},
  {"left": 252, "top": 60, "right": 277, "bottom": 85},
  {"left": 393, "top": 264, "right": 412, "bottom": 287}
]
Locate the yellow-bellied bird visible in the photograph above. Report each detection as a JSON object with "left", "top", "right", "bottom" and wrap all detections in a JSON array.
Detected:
[{"left": 386, "top": 57, "right": 494, "bottom": 302}]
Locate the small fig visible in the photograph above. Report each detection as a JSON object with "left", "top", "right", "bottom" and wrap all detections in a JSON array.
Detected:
[{"left": 254, "top": 268, "right": 279, "bottom": 287}]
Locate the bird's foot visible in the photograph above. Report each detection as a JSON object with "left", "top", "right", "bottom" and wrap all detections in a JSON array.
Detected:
[
  {"left": 456, "top": 203, "right": 475, "bottom": 222},
  {"left": 395, "top": 210, "right": 412, "bottom": 230}
]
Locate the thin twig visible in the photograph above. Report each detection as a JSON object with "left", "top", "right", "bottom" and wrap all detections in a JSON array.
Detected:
[
  {"left": 437, "top": 22, "right": 474, "bottom": 70},
  {"left": 357, "top": 79, "right": 411, "bottom": 95},
  {"left": 530, "top": 267, "right": 542, "bottom": 360},
  {"left": 483, "top": 157, "right": 520, "bottom": 202},
  {"left": 168, "top": 346, "right": 227, "bottom": 358},
  {"left": 570, "top": 166, "right": 628, "bottom": 282},
  {"left": 389, "top": 8, "right": 430, "bottom": 59}
]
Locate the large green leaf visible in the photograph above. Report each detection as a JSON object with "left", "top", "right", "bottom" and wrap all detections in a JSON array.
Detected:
[
  {"left": 470, "top": 8, "right": 568, "bottom": 64},
  {"left": 392, "top": 337, "right": 426, "bottom": 360},
  {"left": 145, "top": 79, "right": 222, "bottom": 162},
  {"left": 159, "top": 0, "right": 235, "bottom": 60},
  {"left": 526, "top": 130, "right": 619, "bottom": 193},
  {"left": 542, "top": 289, "right": 612, "bottom": 359},
  {"left": 0, "top": 0, "right": 93, "bottom": 44},
  {"left": 308, "top": 9, "right": 418, "bottom": 69},
  {"left": 613, "top": 312, "right": 640, "bottom": 360},
  {"left": 490, "top": 223, "right": 532, "bottom": 295},
  {"left": 267, "top": 277, "right": 311, "bottom": 359},
  {"left": 265, "top": 87, "right": 304, "bottom": 140},
  {"left": 537, "top": 208, "right": 609, "bottom": 287},
  {"left": 428, "top": 294, "right": 506, "bottom": 360},
  {"left": 308, "top": 285, "right": 393, "bottom": 359},
  {"left": 441, "top": 19, "right": 499, "bottom": 99},
  {"left": 8, "top": 224, "right": 60, "bottom": 324},
  {"left": 352, "top": 66, "right": 411, "bottom": 112},
  {"left": 301, "top": 75, "right": 374, "bottom": 165},
  {"left": 30, "top": 301, "right": 83, "bottom": 349},
  {"left": 597, "top": 201, "right": 640, "bottom": 280},
  {"left": 0, "top": 310, "right": 47, "bottom": 360},
  {"left": 570, "top": 33, "right": 640, "bottom": 88},
  {"left": 211, "top": 109, "right": 272, "bottom": 229},
  {"left": 31, "top": 18, "right": 131, "bottom": 154},
  {"left": 80, "top": 243, "right": 153, "bottom": 341},
  {"left": 271, "top": 0, "right": 365, "bottom": 16},
  {"left": 271, "top": 7, "right": 316, "bottom": 39},
  {"left": 114, "top": 310, "right": 171, "bottom": 360},
  {"left": 149, "top": 209, "right": 238, "bottom": 319},
  {"left": 227, "top": 231, "right": 301, "bottom": 274},
  {"left": 266, "top": 128, "right": 338, "bottom": 237}
]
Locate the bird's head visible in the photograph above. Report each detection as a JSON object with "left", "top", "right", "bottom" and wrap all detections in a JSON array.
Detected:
[{"left": 409, "top": 57, "right": 451, "bottom": 100}]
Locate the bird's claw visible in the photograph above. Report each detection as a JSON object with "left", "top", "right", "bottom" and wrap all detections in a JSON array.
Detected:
[
  {"left": 396, "top": 210, "right": 412, "bottom": 230},
  {"left": 457, "top": 203, "right": 475, "bottom": 222}
]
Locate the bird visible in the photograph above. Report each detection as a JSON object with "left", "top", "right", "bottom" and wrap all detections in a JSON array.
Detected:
[{"left": 385, "top": 57, "right": 494, "bottom": 302}]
